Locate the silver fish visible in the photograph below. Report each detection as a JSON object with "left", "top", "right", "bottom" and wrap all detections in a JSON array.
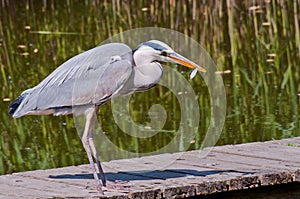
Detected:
[{"left": 189, "top": 68, "right": 198, "bottom": 80}]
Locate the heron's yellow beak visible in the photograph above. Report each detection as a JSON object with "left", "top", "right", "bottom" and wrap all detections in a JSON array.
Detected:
[{"left": 168, "top": 53, "right": 206, "bottom": 73}]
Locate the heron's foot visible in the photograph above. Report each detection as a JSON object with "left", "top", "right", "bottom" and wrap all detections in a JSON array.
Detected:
[
  {"left": 102, "top": 180, "right": 132, "bottom": 193},
  {"left": 85, "top": 180, "right": 132, "bottom": 194},
  {"left": 85, "top": 180, "right": 104, "bottom": 195}
]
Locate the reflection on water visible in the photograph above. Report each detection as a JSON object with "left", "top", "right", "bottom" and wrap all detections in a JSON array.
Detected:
[{"left": 0, "top": 1, "right": 299, "bottom": 177}]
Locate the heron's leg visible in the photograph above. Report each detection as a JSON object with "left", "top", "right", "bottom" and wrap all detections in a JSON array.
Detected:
[
  {"left": 85, "top": 106, "right": 106, "bottom": 185},
  {"left": 82, "top": 108, "right": 103, "bottom": 194},
  {"left": 89, "top": 136, "right": 106, "bottom": 186}
]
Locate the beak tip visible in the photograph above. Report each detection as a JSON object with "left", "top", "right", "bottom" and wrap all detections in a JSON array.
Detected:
[{"left": 197, "top": 67, "right": 207, "bottom": 73}]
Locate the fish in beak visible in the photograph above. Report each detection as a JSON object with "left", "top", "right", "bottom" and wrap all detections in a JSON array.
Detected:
[{"left": 167, "top": 52, "right": 206, "bottom": 79}]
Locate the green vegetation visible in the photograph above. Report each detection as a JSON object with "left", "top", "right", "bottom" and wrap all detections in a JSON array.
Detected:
[
  {"left": 287, "top": 143, "right": 298, "bottom": 147},
  {"left": 0, "top": 1, "right": 299, "bottom": 174}
]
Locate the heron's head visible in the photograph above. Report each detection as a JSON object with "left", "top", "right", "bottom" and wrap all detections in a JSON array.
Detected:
[{"left": 134, "top": 40, "right": 206, "bottom": 73}]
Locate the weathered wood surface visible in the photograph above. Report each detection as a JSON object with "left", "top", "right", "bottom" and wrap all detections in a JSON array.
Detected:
[{"left": 0, "top": 137, "right": 299, "bottom": 198}]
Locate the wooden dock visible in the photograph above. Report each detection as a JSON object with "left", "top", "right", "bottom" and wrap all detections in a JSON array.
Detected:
[{"left": 0, "top": 137, "right": 299, "bottom": 198}]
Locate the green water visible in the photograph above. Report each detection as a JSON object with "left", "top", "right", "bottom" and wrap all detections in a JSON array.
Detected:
[{"left": 0, "top": 1, "right": 299, "bottom": 176}]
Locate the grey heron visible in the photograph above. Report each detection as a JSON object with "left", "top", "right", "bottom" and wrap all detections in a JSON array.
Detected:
[{"left": 9, "top": 40, "right": 206, "bottom": 193}]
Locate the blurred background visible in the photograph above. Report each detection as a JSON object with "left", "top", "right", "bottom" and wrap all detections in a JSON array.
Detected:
[{"left": 0, "top": 0, "right": 299, "bottom": 175}]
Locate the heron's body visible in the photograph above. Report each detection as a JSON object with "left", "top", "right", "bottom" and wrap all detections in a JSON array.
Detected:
[
  {"left": 9, "top": 40, "right": 206, "bottom": 194},
  {"left": 10, "top": 43, "right": 163, "bottom": 118}
]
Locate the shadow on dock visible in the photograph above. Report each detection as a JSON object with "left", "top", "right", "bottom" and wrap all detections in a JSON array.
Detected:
[{"left": 49, "top": 169, "right": 254, "bottom": 181}]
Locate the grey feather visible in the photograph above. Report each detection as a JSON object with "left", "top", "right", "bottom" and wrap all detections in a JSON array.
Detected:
[
  {"left": 12, "top": 43, "right": 133, "bottom": 118},
  {"left": 119, "top": 62, "right": 163, "bottom": 94},
  {"left": 10, "top": 40, "right": 198, "bottom": 119}
]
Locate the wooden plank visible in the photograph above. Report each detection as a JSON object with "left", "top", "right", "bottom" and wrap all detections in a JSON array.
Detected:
[
  {"left": 212, "top": 138, "right": 300, "bottom": 163},
  {"left": 213, "top": 145, "right": 300, "bottom": 161},
  {"left": 0, "top": 174, "right": 92, "bottom": 198},
  {"left": 181, "top": 151, "right": 300, "bottom": 171},
  {"left": 0, "top": 137, "right": 299, "bottom": 198}
]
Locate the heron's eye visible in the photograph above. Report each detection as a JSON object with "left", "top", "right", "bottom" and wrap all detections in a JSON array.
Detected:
[{"left": 161, "top": 51, "right": 168, "bottom": 56}]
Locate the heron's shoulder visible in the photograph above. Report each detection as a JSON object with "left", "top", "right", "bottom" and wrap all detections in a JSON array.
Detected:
[
  {"left": 74, "top": 43, "right": 132, "bottom": 62},
  {"left": 94, "top": 43, "right": 132, "bottom": 53},
  {"left": 98, "top": 42, "right": 131, "bottom": 48}
]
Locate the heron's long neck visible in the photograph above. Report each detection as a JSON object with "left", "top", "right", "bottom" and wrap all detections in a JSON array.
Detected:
[{"left": 133, "top": 49, "right": 156, "bottom": 67}]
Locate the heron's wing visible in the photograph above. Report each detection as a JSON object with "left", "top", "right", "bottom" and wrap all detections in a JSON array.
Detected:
[{"left": 13, "top": 43, "right": 133, "bottom": 118}]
